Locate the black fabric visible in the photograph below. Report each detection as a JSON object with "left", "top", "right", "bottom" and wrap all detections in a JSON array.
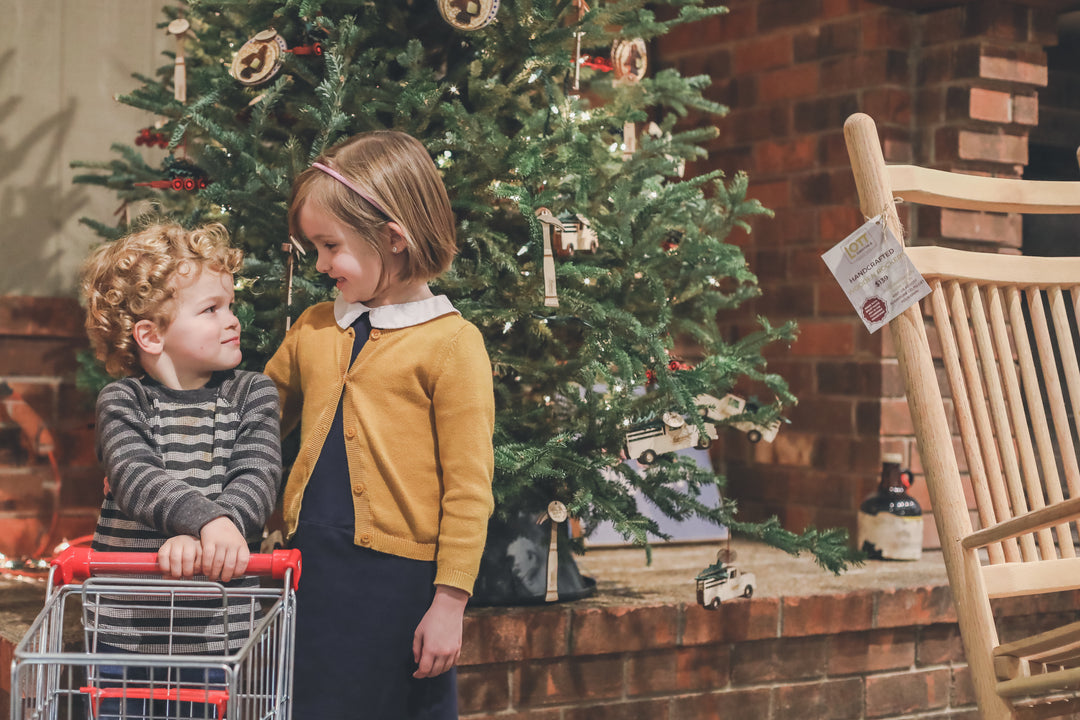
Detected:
[
  {"left": 299, "top": 312, "right": 370, "bottom": 530},
  {"left": 291, "top": 523, "right": 457, "bottom": 720}
]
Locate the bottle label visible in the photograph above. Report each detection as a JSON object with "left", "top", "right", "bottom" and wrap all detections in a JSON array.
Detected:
[{"left": 857, "top": 510, "right": 923, "bottom": 561}]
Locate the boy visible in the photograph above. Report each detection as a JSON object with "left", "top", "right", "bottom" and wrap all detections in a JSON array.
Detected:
[{"left": 81, "top": 221, "right": 282, "bottom": 655}]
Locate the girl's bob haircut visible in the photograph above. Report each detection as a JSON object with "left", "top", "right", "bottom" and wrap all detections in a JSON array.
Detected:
[{"left": 289, "top": 131, "right": 457, "bottom": 284}]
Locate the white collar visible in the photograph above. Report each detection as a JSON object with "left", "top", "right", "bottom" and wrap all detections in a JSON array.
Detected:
[{"left": 334, "top": 294, "right": 459, "bottom": 330}]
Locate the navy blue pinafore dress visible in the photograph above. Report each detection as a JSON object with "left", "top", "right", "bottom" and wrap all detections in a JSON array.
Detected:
[{"left": 290, "top": 313, "right": 458, "bottom": 720}]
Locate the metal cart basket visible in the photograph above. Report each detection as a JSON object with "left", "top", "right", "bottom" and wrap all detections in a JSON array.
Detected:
[{"left": 10, "top": 546, "right": 301, "bottom": 720}]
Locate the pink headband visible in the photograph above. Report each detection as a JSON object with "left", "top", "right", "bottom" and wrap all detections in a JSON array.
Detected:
[{"left": 311, "top": 162, "right": 391, "bottom": 219}]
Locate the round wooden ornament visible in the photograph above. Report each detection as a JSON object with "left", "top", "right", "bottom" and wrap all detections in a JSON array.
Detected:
[
  {"left": 437, "top": 0, "right": 500, "bottom": 31},
  {"left": 611, "top": 37, "right": 647, "bottom": 84},
  {"left": 230, "top": 29, "right": 288, "bottom": 86}
]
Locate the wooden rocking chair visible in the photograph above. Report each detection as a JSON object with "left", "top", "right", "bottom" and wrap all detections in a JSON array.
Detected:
[{"left": 845, "top": 112, "right": 1080, "bottom": 720}]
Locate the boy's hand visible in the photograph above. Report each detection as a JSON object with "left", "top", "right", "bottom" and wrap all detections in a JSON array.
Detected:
[
  {"left": 158, "top": 535, "right": 201, "bottom": 578},
  {"left": 199, "top": 516, "right": 249, "bottom": 582},
  {"left": 412, "top": 585, "right": 468, "bottom": 678}
]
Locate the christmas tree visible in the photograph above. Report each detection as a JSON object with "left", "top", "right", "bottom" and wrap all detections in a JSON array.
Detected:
[{"left": 73, "top": 0, "right": 858, "bottom": 589}]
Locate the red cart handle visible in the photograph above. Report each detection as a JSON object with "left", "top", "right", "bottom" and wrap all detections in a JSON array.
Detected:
[{"left": 51, "top": 546, "right": 302, "bottom": 590}]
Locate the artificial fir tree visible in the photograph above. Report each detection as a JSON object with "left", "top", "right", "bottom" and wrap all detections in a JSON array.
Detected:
[{"left": 74, "top": 0, "right": 858, "bottom": 600}]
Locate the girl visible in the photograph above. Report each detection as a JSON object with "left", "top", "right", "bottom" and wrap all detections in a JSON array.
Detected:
[{"left": 265, "top": 131, "right": 495, "bottom": 720}]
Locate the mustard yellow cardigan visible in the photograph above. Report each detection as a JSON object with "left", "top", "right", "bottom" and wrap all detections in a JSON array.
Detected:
[{"left": 265, "top": 296, "right": 495, "bottom": 593}]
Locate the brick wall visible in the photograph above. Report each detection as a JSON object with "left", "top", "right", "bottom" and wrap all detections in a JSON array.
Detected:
[
  {"left": 454, "top": 586, "right": 1080, "bottom": 719},
  {"left": 656, "top": 0, "right": 1062, "bottom": 550},
  {"left": 7, "top": 578, "right": 1076, "bottom": 720},
  {"left": 0, "top": 297, "right": 100, "bottom": 560}
]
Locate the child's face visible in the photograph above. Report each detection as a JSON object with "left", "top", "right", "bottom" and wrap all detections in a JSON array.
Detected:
[
  {"left": 157, "top": 267, "right": 241, "bottom": 388},
  {"left": 299, "top": 201, "right": 400, "bottom": 306}
]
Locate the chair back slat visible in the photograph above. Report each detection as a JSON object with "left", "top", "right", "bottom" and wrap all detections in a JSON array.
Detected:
[
  {"left": 928, "top": 280, "right": 1008, "bottom": 564},
  {"left": 986, "top": 286, "right": 1057, "bottom": 562},
  {"left": 1005, "top": 287, "right": 1075, "bottom": 559}
]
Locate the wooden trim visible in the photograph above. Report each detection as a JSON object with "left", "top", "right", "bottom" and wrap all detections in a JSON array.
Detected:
[
  {"left": 905, "top": 246, "right": 1080, "bottom": 286},
  {"left": 983, "top": 557, "right": 1080, "bottom": 599},
  {"left": 889, "top": 165, "right": 1080, "bottom": 214}
]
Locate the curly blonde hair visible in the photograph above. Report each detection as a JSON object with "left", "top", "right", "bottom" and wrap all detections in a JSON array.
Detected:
[{"left": 80, "top": 222, "right": 243, "bottom": 378}]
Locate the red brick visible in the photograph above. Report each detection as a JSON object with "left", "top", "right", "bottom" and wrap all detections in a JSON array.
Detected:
[
  {"left": 774, "top": 677, "right": 864, "bottom": 720},
  {"left": 979, "top": 51, "right": 1048, "bottom": 87},
  {"left": 865, "top": 667, "right": 951, "bottom": 717},
  {"left": 817, "top": 281, "right": 856, "bottom": 317},
  {"left": 876, "top": 586, "right": 957, "bottom": 629},
  {"left": 0, "top": 338, "right": 82, "bottom": 377},
  {"left": 563, "top": 699, "right": 670, "bottom": 720},
  {"left": 516, "top": 655, "right": 624, "bottom": 707},
  {"left": 879, "top": 397, "right": 914, "bottom": 435},
  {"left": 861, "top": 10, "right": 912, "bottom": 49},
  {"left": 571, "top": 604, "right": 678, "bottom": 655},
  {"left": 461, "top": 710, "right": 560, "bottom": 720},
  {"left": 758, "top": 64, "right": 820, "bottom": 103},
  {"left": 917, "top": 624, "right": 965, "bottom": 665},
  {"left": 682, "top": 597, "right": 781, "bottom": 644},
  {"left": 790, "top": 322, "right": 856, "bottom": 358},
  {"left": 734, "top": 33, "right": 794, "bottom": 74},
  {"left": 782, "top": 593, "right": 875, "bottom": 636},
  {"left": 955, "top": 129, "right": 1028, "bottom": 166},
  {"left": 1013, "top": 93, "right": 1038, "bottom": 126},
  {"left": 754, "top": 137, "right": 819, "bottom": 177},
  {"left": 952, "top": 664, "right": 977, "bottom": 707},
  {"left": 790, "top": 397, "right": 856, "bottom": 435},
  {"left": 461, "top": 607, "right": 568, "bottom": 665},
  {"left": 968, "top": 87, "right": 1012, "bottom": 123},
  {"left": 746, "top": 179, "right": 790, "bottom": 212},
  {"left": 863, "top": 87, "right": 912, "bottom": 126},
  {"left": 457, "top": 665, "right": 510, "bottom": 713},
  {"left": 626, "top": 645, "right": 731, "bottom": 696},
  {"left": 0, "top": 297, "right": 86, "bottom": 338},
  {"left": 731, "top": 636, "right": 829, "bottom": 683},
  {"left": 828, "top": 629, "right": 916, "bottom": 675},
  {"left": 671, "top": 688, "right": 773, "bottom": 720}
]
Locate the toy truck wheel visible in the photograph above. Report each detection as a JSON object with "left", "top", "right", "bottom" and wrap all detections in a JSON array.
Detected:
[
  {"left": 639, "top": 449, "right": 657, "bottom": 465},
  {"left": 695, "top": 436, "right": 712, "bottom": 450},
  {"left": 743, "top": 585, "right": 753, "bottom": 598},
  {"left": 709, "top": 597, "right": 721, "bottom": 609},
  {"left": 746, "top": 429, "right": 762, "bottom": 443}
]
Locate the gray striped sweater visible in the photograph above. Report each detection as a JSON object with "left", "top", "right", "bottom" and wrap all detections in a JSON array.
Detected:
[{"left": 90, "top": 369, "right": 282, "bottom": 653}]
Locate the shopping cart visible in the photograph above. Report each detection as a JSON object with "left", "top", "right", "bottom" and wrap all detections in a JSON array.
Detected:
[{"left": 10, "top": 546, "right": 301, "bottom": 720}]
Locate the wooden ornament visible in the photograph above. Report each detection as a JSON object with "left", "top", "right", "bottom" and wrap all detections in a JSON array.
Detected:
[
  {"left": 437, "top": 0, "right": 499, "bottom": 31},
  {"left": 167, "top": 18, "right": 190, "bottom": 103},
  {"left": 230, "top": 29, "right": 288, "bottom": 86},
  {"left": 535, "top": 208, "right": 563, "bottom": 308},
  {"left": 611, "top": 37, "right": 647, "bottom": 84},
  {"left": 539, "top": 501, "right": 569, "bottom": 602}
]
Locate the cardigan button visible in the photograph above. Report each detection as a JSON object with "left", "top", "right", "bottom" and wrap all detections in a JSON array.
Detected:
[
  {"left": 369, "top": 329, "right": 382, "bottom": 340},
  {"left": 360, "top": 533, "right": 372, "bottom": 544},
  {"left": 353, "top": 483, "right": 365, "bottom": 496},
  {"left": 345, "top": 428, "right": 356, "bottom": 439}
]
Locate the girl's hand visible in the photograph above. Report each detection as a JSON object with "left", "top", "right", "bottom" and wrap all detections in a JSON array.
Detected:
[
  {"left": 158, "top": 535, "right": 201, "bottom": 578},
  {"left": 199, "top": 516, "right": 249, "bottom": 582},
  {"left": 412, "top": 584, "right": 469, "bottom": 678}
]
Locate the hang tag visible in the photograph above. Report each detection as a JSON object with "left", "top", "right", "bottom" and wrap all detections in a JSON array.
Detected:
[{"left": 821, "top": 215, "right": 931, "bottom": 334}]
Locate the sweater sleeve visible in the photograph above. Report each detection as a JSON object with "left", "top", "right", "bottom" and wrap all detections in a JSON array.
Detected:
[
  {"left": 214, "top": 373, "right": 283, "bottom": 538},
  {"left": 97, "top": 381, "right": 228, "bottom": 537},
  {"left": 430, "top": 323, "right": 496, "bottom": 593}
]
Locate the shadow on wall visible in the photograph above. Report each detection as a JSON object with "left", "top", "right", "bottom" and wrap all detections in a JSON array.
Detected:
[{"left": 0, "top": 49, "right": 90, "bottom": 295}]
